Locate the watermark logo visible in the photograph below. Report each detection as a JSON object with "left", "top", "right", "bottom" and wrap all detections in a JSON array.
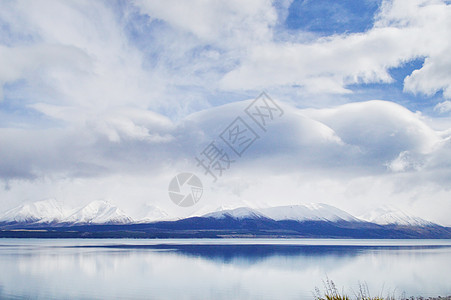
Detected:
[
  {"left": 168, "top": 173, "right": 203, "bottom": 207},
  {"left": 245, "top": 92, "right": 284, "bottom": 131},
  {"left": 219, "top": 116, "right": 259, "bottom": 157},
  {"left": 195, "top": 92, "right": 283, "bottom": 182},
  {"left": 169, "top": 92, "right": 284, "bottom": 207}
]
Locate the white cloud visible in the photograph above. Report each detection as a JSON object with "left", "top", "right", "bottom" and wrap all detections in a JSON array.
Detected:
[
  {"left": 2, "top": 98, "right": 451, "bottom": 224},
  {"left": 2, "top": 0, "right": 451, "bottom": 109},
  {"left": 133, "top": 0, "right": 277, "bottom": 45},
  {"left": 218, "top": 0, "right": 451, "bottom": 97},
  {"left": 386, "top": 150, "right": 425, "bottom": 172},
  {"left": 1, "top": 0, "right": 451, "bottom": 226},
  {"left": 220, "top": 27, "right": 415, "bottom": 92},
  {"left": 434, "top": 100, "right": 451, "bottom": 114},
  {"left": 0, "top": 44, "right": 91, "bottom": 101},
  {"left": 304, "top": 100, "right": 439, "bottom": 154},
  {"left": 0, "top": 0, "right": 165, "bottom": 111}
]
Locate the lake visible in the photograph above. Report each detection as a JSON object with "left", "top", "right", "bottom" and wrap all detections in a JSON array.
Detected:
[{"left": 0, "top": 239, "right": 450, "bottom": 299}]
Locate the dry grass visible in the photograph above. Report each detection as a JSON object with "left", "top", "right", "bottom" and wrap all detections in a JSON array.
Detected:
[{"left": 313, "top": 278, "right": 449, "bottom": 300}]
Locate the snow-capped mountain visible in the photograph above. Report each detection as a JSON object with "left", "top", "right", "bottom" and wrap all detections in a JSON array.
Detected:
[
  {"left": 259, "top": 203, "right": 360, "bottom": 222},
  {"left": 0, "top": 199, "right": 134, "bottom": 225},
  {"left": 201, "top": 203, "right": 360, "bottom": 222},
  {"left": 134, "top": 205, "right": 170, "bottom": 223},
  {"left": 203, "top": 207, "right": 269, "bottom": 220},
  {"left": 64, "top": 201, "right": 133, "bottom": 224},
  {"left": 0, "top": 199, "right": 67, "bottom": 224},
  {"left": 359, "top": 206, "right": 433, "bottom": 226},
  {"left": 0, "top": 200, "right": 437, "bottom": 228}
]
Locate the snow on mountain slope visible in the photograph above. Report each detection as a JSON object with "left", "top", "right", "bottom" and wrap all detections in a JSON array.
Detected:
[
  {"left": 259, "top": 203, "right": 360, "bottom": 222},
  {"left": 134, "top": 205, "right": 170, "bottom": 223},
  {"left": 64, "top": 201, "right": 133, "bottom": 224},
  {"left": 0, "top": 199, "right": 66, "bottom": 223},
  {"left": 359, "top": 206, "right": 433, "bottom": 226},
  {"left": 202, "top": 203, "right": 359, "bottom": 222},
  {"left": 0, "top": 200, "right": 435, "bottom": 227},
  {"left": 203, "top": 207, "right": 269, "bottom": 220},
  {"left": 0, "top": 199, "right": 164, "bottom": 225}
]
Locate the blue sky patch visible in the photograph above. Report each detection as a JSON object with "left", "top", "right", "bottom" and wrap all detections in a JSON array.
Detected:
[{"left": 285, "top": 0, "right": 382, "bottom": 35}]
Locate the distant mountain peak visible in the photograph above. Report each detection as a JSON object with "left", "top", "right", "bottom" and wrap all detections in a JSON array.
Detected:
[
  {"left": 64, "top": 200, "right": 133, "bottom": 224},
  {"left": 134, "top": 205, "right": 170, "bottom": 223},
  {"left": 0, "top": 200, "right": 134, "bottom": 225},
  {"left": 259, "top": 203, "right": 360, "bottom": 222},
  {"left": 0, "top": 200, "right": 437, "bottom": 228},
  {"left": 0, "top": 198, "right": 66, "bottom": 224},
  {"left": 201, "top": 203, "right": 360, "bottom": 223},
  {"left": 359, "top": 205, "right": 433, "bottom": 226},
  {"left": 203, "top": 207, "right": 269, "bottom": 220}
]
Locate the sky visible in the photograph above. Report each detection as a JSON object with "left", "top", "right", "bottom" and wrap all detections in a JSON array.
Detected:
[{"left": 0, "top": 0, "right": 451, "bottom": 225}]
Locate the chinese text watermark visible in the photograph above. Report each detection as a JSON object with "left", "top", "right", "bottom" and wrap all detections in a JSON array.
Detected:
[{"left": 168, "top": 92, "right": 284, "bottom": 206}]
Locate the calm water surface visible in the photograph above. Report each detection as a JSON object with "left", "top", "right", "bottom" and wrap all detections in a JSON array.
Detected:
[{"left": 0, "top": 239, "right": 450, "bottom": 299}]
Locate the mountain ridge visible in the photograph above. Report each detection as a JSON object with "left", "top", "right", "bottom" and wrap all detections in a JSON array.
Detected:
[
  {"left": 0, "top": 200, "right": 132, "bottom": 225},
  {"left": 0, "top": 200, "right": 442, "bottom": 231},
  {"left": 359, "top": 205, "right": 433, "bottom": 226}
]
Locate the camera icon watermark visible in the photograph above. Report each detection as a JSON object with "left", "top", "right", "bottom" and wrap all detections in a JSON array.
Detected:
[{"left": 168, "top": 173, "right": 203, "bottom": 207}]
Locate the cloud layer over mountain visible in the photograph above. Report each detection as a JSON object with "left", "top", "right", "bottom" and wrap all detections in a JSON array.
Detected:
[{"left": 0, "top": 0, "right": 450, "bottom": 225}]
